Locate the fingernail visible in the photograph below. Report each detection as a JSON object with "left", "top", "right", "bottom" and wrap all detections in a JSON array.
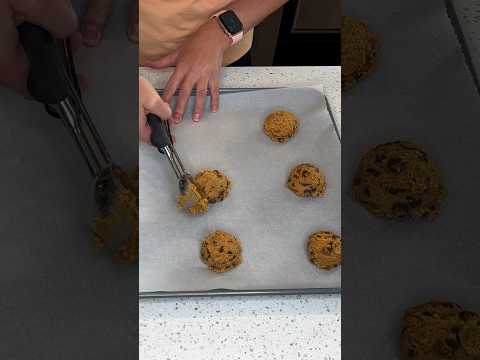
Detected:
[
  {"left": 173, "top": 113, "right": 182, "bottom": 124},
  {"left": 212, "top": 105, "right": 218, "bottom": 113},
  {"left": 82, "top": 24, "right": 101, "bottom": 45},
  {"left": 192, "top": 113, "right": 200, "bottom": 122}
]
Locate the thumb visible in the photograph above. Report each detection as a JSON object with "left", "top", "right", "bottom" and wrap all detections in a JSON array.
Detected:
[
  {"left": 139, "top": 76, "right": 172, "bottom": 119},
  {"left": 144, "top": 51, "right": 178, "bottom": 69}
]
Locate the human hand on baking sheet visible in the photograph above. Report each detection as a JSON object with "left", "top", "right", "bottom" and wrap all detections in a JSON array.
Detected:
[
  {"left": 145, "top": 18, "right": 228, "bottom": 124},
  {"left": 80, "top": 0, "right": 138, "bottom": 46},
  {"left": 0, "top": 0, "right": 79, "bottom": 95},
  {"left": 139, "top": 76, "right": 172, "bottom": 144},
  {"left": 145, "top": 0, "right": 288, "bottom": 123}
]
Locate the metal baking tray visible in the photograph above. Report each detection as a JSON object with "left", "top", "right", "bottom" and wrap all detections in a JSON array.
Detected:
[{"left": 139, "top": 87, "right": 341, "bottom": 299}]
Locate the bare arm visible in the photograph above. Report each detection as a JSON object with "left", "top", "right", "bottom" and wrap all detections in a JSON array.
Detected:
[{"left": 148, "top": 0, "right": 290, "bottom": 123}]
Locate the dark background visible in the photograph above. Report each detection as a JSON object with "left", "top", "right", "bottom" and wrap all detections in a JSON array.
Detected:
[
  {"left": 251, "top": 0, "right": 340, "bottom": 66},
  {"left": 342, "top": 0, "right": 480, "bottom": 358},
  {"left": 0, "top": 2, "right": 138, "bottom": 359}
]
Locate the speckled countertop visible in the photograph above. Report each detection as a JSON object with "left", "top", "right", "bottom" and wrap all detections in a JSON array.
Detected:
[
  {"left": 140, "top": 294, "right": 340, "bottom": 360},
  {"left": 139, "top": 67, "right": 341, "bottom": 360},
  {"left": 140, "top": 66, "right": 341, "bottom": 128}
]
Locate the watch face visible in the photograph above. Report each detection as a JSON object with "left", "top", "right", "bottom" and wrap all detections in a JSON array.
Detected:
[{"left": 219, "top": 10, "right": 243, "bottom": 35}]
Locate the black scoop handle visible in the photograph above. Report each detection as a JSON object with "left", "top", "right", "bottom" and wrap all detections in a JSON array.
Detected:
[
  {"left": 17, "top": 22, "right": 69, "bottom": 104},
  {"left": 146, "top": 113, "right": 173, "bottom": 150}
]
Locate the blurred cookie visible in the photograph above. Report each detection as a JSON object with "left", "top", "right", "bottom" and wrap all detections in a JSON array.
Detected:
[
  {"left": 287, "top": 163, "right": 326, "bottom": 198},
  {"left": 307, "top": 231, "right": 341, "bottom": 270},
  {"left": 194, "top": 170, "right": 231, "bottom": 204},
  {"left": 401, "top": 301, "right": 480, "bottom": 359},
  {"left": 353, "top": 141, "right": 444, "bottom": 219},
  {"left": 341, "top": 16, "right": 379, "bottom": 90},
  {"left": 263, "top": 110, "right": 299, "bottom": 143},
  {"left": 200, "top": 230, "right": 242, "bottom": 273}
]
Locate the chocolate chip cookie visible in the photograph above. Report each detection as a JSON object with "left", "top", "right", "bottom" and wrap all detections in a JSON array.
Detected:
[
  {"left": 263, "top": 110, "right": 299, "bottom": 143},
  {"left": 194, "top": 170, "right": 231, "bottom": 204},
  {"left": 200, "top": 230, "right": 242, "bottom": 273},
  {"left": 307, "top": 231, "right": 341, "bottom": 270},
  {"left": 353, "top": 141, "right": 444, "bottom": 219},
  {"left": 341, "top": 16, "right": 379, "bottom": 90},
  {"left": 287, "top": 163, "right": 326, "bottom": 198},
  {"left": 401, "top": 301, "right": 480, "bottom": 360}
]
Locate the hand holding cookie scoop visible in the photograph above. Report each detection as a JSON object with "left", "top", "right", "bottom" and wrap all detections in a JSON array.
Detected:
[{"left": 146, "top": 113, "right": 209, "bottom": 215}]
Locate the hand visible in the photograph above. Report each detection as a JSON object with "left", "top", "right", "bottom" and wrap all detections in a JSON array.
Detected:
[
  {"left": 146, "top": 18, "right": 230, "bottom": 123},
  {"left": 0, "top": 0, "right": 77, "bottom": 95},
  {"left": 81, "top": 0, "right": 138, "bottom": 46},
  {"left": 139, "top": 76, "right": 172, "bottom": 144}
]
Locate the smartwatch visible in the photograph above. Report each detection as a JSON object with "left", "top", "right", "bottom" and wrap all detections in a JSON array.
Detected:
[{"left": 212, "top": 10, "right": 244, "bottom": 46}]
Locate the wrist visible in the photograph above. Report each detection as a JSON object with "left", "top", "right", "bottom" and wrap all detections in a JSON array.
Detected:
[{"left": 207, "top": 18, "right": 231, "bottom": 51}]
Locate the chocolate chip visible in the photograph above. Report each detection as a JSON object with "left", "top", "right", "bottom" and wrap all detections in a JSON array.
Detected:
[
  {"left": 301, "top": 170, "right": 309, "bottom": 177},
  {"left": 219, "top": 246, "right": 224, "bottom": 253},
  {"left": 388, "top": 188, "right": 405, "bottom": 195},
  {"left": 388, "top": 158, "right": 405, "bottom": 173},
  {"left": 364, "top": 187, "right": 370, "bottom": 197},
  {"left": 366, "top": 168, "right": 380, "bottom": 177}
]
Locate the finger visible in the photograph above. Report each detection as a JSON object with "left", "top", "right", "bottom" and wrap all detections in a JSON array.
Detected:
[
  {"left": 144, "top": 51, "right": 178, "bottom": 70},
  {"left": 162, "top": 68, "right": 183, "bottom": 104},
  {"left": 12, "top": 0, "right": 78, "bottom": 38},
  {"left": 209, "top": 76, "right": 220, "bottom": 113},
  {"left": 192, "top": 77, "right": 208, "bottom": 122},
  {"left": 173, "top": 78, "right": 195, "bottom": 124},
  {"left": 69, "top": 32, "right": 83, "bottom": 53},
  {"left": 139, "top": 76, "right": 172, "bottom": 120},
  {"left": 80, "top": 0, "right": 113, "bottom": 46},
  {"left": 127, "top": 0, "right": 138, "bottom": 43},
  {"left": 0, "top": 2, "right": 29, "bottom": 94}
]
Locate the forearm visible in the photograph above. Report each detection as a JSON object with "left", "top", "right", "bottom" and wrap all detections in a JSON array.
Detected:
[{"left": 228, "top": 0, "right": 289, "bottom": 32}]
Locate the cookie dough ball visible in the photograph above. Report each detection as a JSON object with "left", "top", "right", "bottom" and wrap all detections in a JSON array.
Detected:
[
  {"left": 194, "top": 170, "right": 231, "bottom": 204},
  {"left": 263, "top": 110, "right": 299, "bottom": 143},
  {"left": 287, "top": 163, "right": 326, "bottom": 198},
  {"left": 341, "top": 16, "right": 379, "bottom": 90},
  {"left": 401, "top": 302, "right": 480, "bottom": 360},
  {"left": 200, "top": 230, "right": 242, "bottom": 273},
  {"left": 353, "top": 142, "right": 444, "bottom": 219},
  {"left": 307, "top": 231, "right": 341, "bottom": 270},
  {"left": 177, "top": 182, "right": 209, "bottom": 216}
]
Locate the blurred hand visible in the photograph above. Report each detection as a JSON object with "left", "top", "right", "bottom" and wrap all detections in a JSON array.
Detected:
[
  {"left": 145, "top": 18, "right": 230, "bottom": 123},
  {"left": 81, "top": 0, "right": 138, "bottom": 46},
  {"left": 0, "top": 0, "right": 78, "bottom": 94},
  {"left": 139, "top": 76, "right": 172, "bottom": 144}
]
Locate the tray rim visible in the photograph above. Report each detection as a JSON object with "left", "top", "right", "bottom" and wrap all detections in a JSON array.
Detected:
[{"left": 139, "top": 87, "right": 341, "bottom": 299}]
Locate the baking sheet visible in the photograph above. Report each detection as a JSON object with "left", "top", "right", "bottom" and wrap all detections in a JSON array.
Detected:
[{"left": 139, "top": 87, "right": 341, "bottom": 293}]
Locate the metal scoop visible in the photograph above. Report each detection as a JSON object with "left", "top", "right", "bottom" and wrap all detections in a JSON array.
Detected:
[
  {"left": 18, "top": 22, "right": 124, "bottom": 214},
  {"left": 147, "top": 114, "right": 207, "bottom": 212}
]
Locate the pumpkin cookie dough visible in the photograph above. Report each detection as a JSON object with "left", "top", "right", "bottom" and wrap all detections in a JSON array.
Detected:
[
  {"left": 263, "top": 110, "right": 299, "bottom": 143},
  {"left": 177, "top": 181, "right": 209, "bottom": 216},
  {"left": 287, "top": 163, "right": 326, "bottom": 198},
  {"left": 341, "top": 16, "right": 379, "bottom": 90},
  {"left": 353, "top": 141, "right": 444, "bottom": 219},
  {"left": 200, "top": 230, "right": 242, "bottom": 273},
  {"left": 194, "top": 170, "right": 231, "bottom": 204},
  {"left": 401, "top": 301, "right": 480, "bottom": 360},
  {"left": 307, "top": 231, "right": 341, "bottom": 270}
]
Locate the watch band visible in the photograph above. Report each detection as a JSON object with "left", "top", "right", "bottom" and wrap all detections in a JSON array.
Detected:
[{"left": 212, "top": 10, "right": 244, "bottom": 46}]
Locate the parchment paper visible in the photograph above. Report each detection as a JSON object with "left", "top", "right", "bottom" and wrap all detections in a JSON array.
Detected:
[{"left": 139, "top": 87, "right": 341, "bottom": 293}]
